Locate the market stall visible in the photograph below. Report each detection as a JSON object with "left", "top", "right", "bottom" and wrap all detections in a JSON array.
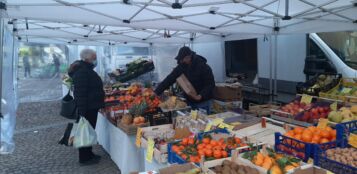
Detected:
[
  {"left": 94, "top": 74, "right": 357, "bottom": 174},
  {"left": 0, "top": 0, "right": 356, "bottom": 172}
]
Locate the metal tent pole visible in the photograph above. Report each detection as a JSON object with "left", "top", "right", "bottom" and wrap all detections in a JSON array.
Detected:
[
  {"left": 0, "top": 0, "right": 7, "bottom": 146},
  {"left": 274, "top": 33, "right": 278, "bottom": 100},
  {"left": 269, "top": 35, "right": 273, "bottom": 103}
]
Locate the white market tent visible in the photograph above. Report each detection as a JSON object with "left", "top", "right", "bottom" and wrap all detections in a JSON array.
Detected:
[
  {"left": 0, "top": 0, "right": 356, "bottom": 168},
  {"left": 4, "top": 0, "right": 357, "bottom": 45}
]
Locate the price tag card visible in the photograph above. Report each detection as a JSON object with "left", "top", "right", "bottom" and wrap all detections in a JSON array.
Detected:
[
  {"left": 317, "top": 118, "right": 328, "bottom": 129},
  {"left": 341, "top": 87, "right": 352, "bottom": 94},
  {"left": 327, "top": 171, "right": 334, "bottom": 174},
  {"left": 191, "top": 110, "right": 198, "bottom": 120},
  {"left": 212, "top": 118, "right": 223, "bottom": 126},
  {"left": 135, "top": 128, "right": 142, "bottom": 148},
  {"left": 330, "top": 102, "right": 338, "bottom": 111},
  {"left": 301, "top": 94, "right": 313, "bottom": 104},
  {"left": 204, "top": 123, "right": 212, "bottom": 132},
  {"left": 307, "top": 158, "right": 314, "bottom": 164},
  {"left": 146, "top": 138, "right": 155, "bottom": 163},
  {"left": 348, "top": 133, "right": 357, "bottom": 148},
  {"left": 218, "top": 123, "right": 234, "bottom": 131}
]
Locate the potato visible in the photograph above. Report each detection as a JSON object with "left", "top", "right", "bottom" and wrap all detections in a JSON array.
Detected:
[
  {"left": 215, "top": 165, "right": 223, "bottom": 172},
  {"left": 230, "top": 162, "right": 239, "bottom": 171},
  {"left": 223, "top": 160, "right": 231, "bottom": 167},
  {"left": 230, "top": 170, "right": 237, "bottom": 174},
  {"left": 353, "top": 152, "right": 357, "bottom": 160},
  {"left": 222, "top": 168, "right": 230, "bottom": 174},
  {"left": 237, "top": 168, "right": 245, "bottom": 174},
  {"left": 348, "top": 161, "right": 355, "bottom": 167},
  {"left": 252, "top": 169, "right": 260, "bottom": 174},
  {"left": 223, "top": 166, "right": 231, "bottom": 172},
  {"left": 326, "top": 150, "right": 334, "bottom": 157}
]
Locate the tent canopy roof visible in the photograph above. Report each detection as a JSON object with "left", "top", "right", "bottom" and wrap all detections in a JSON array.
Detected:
[{"left": 5, "top": 0, "right": 357, "bottom": 45}]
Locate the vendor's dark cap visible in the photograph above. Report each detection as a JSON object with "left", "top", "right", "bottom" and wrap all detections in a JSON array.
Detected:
[{"left": 175, "top": 46, "right": 192, "bottom": 60}]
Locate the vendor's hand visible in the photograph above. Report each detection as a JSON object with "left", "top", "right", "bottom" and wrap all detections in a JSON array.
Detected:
[{"left": 188, "top": 93, "right": 202, "bottom": 101}]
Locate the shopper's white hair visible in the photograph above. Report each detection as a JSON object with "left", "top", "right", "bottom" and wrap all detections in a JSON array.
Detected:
[{"left": 80, "top": 49, "right": 96, "bottom": 60}]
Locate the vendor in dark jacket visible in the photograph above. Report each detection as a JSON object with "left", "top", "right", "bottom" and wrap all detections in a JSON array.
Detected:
[
  {"left": 155, "top": 46, "right": 215, "bottom": 114},
  {"left": 68, "top": 49, "right": 104, "bottom": 165}
]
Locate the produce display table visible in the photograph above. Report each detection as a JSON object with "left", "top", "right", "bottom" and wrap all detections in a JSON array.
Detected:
[
  {"left": 96, "top": 113, "right": 168, "bottom": 173},
  {"left": 96, "top": 113, "right": 144, "bottom": 173},
  {"left": 143, "top": 149, "right": 169, "bottom": 171}
]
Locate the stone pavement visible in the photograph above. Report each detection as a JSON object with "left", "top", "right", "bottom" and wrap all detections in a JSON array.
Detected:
[
  {"left": 0, "top": 101, "right": 121, "bottom": 174},
  {"left": 18, "top": 77, "right": 63, "bottom": 103}
]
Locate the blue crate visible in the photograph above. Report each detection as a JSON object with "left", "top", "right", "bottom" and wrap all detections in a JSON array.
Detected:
[
  {"left": 167, "top": 140, "right": 182, "bottom": 164},
  {"left": 275, "top": 132, "right": 312, "bottom": 162},
  {"left": 274, "top": 133, "right": 338, "bottom": 162},
  {"left": 336, "top": 120, "right": 357, "bottom": 147},
  {"left": 167, "top": 128, "right": 232, "bottom": 164},
  {"left": 313, "top": 145, "right": 357, "bottom": 174}
]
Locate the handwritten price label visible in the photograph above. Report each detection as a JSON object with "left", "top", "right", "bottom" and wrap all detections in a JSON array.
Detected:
[
  {"left": 212, "top": 118, "right": 223, "bottom": 126},
  {"left": 317, "top": 118, "right": 328, "bottom": 129},
  {"left": 341, "top": 87, "right": 352, "bottom": 94},
  {"left": 218, "top": 123, "right": 234, "bottom": 131},
  {"left": 301, "top": 94, "right": 312, "bottom": 104},
  {"left": 348, "top": 133, "right": 357, "bottom": 148},
  {"left": 146, "top": 138, "right": 155, "bottom": 163},
  {"left": 191, "top": 110, "right": 198, "bottom": 120},
  {"left": 135, "top": 128, "right": 142, "bottom": 148},
  {"left": 204, "top": 123, "right": 212, "bottom": 132},
  {"left": 330, "top": 102, "right": 338, "bottom": 111}
]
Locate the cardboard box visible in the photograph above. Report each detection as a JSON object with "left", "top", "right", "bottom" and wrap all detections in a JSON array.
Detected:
[
  {"left": 140, "top": 124, "right": 174, "bottom": 164},
  {"left": 176, "top": 74, "right": 197, "bottom": 96},
  {"left": 213, "top": 83, "right": 242, "bottom": 101},
  {"left": 159, "top": 163, "right": 198, "bottom": 174}
]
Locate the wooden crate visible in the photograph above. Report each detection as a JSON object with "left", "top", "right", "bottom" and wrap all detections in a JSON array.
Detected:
[
  {"left": 117, "top": 121, "right": 150, "bottom": 135},
  {"left": 232, "top": 117, "right": 286, "bottom": 145},
  {"left": 249, "top": 103, "right": 280, "bottom": 117}
]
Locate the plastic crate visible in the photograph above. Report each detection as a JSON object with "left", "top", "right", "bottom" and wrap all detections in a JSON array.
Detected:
[
  {"left": 167, "top": 140, "right": 182, "bottom": 164},
  {"left": 296, "top": 74, "right": 341, "bottom": 96},
  {"left": 274, "top": 132, "right": 337, "bottom": 162},
  {"left": 319, "top": 78, "right": 357, "bottom": 102},
  {"left": 336, "top": 120, "right": 357, "bottom": 147},
  {"left": 313, "top": 145, "right": 357, "bottom": 174}
]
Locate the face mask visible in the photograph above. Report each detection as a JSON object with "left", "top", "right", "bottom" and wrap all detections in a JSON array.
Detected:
[{"left": 92, "top": 60, "right": 97, "bottom": 67}]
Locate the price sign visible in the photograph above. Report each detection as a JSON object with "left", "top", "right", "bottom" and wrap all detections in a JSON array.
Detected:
[
  {"left": 317, "top": 118, "right": 328, "bottom": 129},
  {"left": 146, "top": 138, "right": 155, "bottom": 163},
  {"left": 330, "top": 102, "right": 338, "bottom": 111},
  {"left": 327, "top": 171, "right": 335, "bottom": 174},
  {"left": 135, "top": 128, "right": 142, "bottom": 148},
  {"left": 307, "top": 158, "right": 314, "bottom": 164},
  {"left": 191, "top": 110, "right": 198, "bottom": 120},
  {"left": 341, "top": 87, "right": 352, "bottom": 94},
  {"left": 348, "top": 133, "right": 357, "bottom": 148},
  {"left": 218, "top": 123, "right": 234, "bottom": 131},
  {"left": 212, "top": 118, "right": 223, "bottom": 126},
  {"left": 204, "top": 123, "right": 212, "bottom": 132},
  {"left": 301, "top": 94, "right": 313, "bottom": 104}
]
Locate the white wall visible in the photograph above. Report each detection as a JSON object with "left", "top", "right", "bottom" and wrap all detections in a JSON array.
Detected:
[
  {"left": 192, "top": 42, "right": 225, "bottom": 82},
  {"left": 258, "top": 34, "right": 306, "bottom": 82}
]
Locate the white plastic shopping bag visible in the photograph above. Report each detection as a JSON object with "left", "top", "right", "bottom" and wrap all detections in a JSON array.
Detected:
[{"left": 73, "top": 117, "right": 97, "bottom": 148}]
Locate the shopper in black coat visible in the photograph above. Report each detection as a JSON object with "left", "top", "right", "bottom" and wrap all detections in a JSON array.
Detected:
[
  {"left": 155, "top": 46, "right": 215, "bottom": 113},
  {"left": 68, "top": 49, "right": 104, "bottom": 165}
]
